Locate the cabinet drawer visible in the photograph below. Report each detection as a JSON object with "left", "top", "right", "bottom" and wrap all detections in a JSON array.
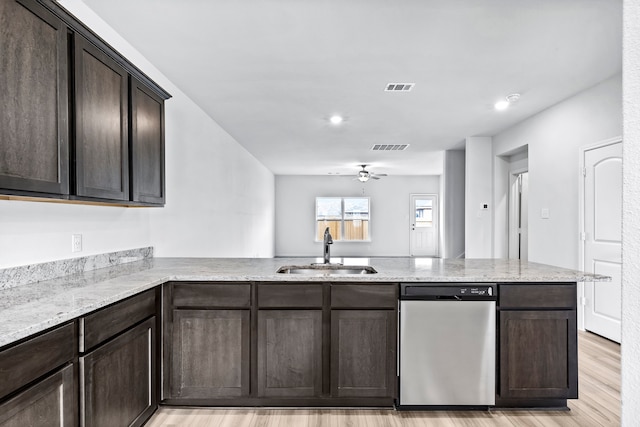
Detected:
[
  {"left": 331, "top": 284, "right": 397, "bottom": 308},
  {"left": 172, "top": 283, "right": 251, "bottom": 308},
  {"left": 0, "top": 322, "right": 75, "bottom": 399},
  {"left": 499, "top": 284, "right": 576, "bottom": 309},
  {"left": 258, "top": 284, "right": 323, "bottom": 308},
  {"left": 80, "top": 288, "right": 156, "bottom": 352}
]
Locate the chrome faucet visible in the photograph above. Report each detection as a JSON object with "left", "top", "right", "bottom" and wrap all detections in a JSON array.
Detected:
[{"left": 323, "top": 227, "right": 333, "bottom": 264}]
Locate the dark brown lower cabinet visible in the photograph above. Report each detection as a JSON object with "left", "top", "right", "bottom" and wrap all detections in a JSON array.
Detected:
[
  {"left": 257, "top": 310, "right": 323, "bottom": 397},
  {"left": 499, "top": 310, "right": 578, "bottom": 400},
  {"left": 80, "top": 317, "right": 156, "bottom": 427},
  {"left": 170, "top": 309, "right": 250, "bottom": 399},
  {"left": 0, "top": 364, "right": 74, "bottom": 427},
  {"left": 163, "top": 282, "right": 398, "bottom": 406},
  {"left": 330, "top": 310, "right": 396, "bottom": 398}
]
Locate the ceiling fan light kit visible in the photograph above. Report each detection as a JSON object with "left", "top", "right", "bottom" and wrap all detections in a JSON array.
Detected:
[{"left": 354, "top": 164, "right": 386, "bottom": 182}]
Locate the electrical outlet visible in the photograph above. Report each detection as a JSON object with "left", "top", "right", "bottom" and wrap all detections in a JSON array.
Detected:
[{"left": 72, "top": 234, "right": 82, "bottom": 253}]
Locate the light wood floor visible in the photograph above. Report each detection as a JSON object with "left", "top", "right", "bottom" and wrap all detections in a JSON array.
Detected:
[{"left": 146, "top": 331, "right": 620, "bottom": 427}]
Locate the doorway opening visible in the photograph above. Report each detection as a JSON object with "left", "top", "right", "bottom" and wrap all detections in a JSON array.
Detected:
[{"left": 509, "top": 172, "right": 528, "bottom": 260}]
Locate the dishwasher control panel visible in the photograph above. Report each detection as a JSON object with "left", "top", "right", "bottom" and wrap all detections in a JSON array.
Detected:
[{"left": 400, "top": 283, "right": 497, "bottom": 300}]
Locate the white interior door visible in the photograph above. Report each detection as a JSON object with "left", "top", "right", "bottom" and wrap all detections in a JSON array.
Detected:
[
  {"left": 410, "top": 194, "right": 438, "bottom": 256},
  {"left": 584, "top": 141, "right": 622, "bottom": 343}
]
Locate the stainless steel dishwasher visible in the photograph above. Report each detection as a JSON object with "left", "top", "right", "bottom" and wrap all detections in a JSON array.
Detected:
[{"left": 398, "top": 283, "right": 497, "bottom": 409}]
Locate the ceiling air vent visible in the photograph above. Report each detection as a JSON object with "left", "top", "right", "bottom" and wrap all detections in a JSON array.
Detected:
[
  {"left": 385, "top": 83, "right": 415, "bottom": 92},
  {"left": 371, "top": 144, "right": 410, "bottom": 151}
]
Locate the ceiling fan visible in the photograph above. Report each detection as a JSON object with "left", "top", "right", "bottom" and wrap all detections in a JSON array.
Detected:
[{"left": 354, "top": 164, "right": 387, "bottom": 182}]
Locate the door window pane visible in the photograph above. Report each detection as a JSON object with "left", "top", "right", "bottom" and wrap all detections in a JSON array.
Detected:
[{"left": 415, "top": 199, "right": 433, "bottom": 228}]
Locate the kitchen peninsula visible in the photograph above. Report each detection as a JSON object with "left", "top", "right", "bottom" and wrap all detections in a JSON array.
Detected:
[{"left": 0, "top": 256, "right": 608, "bottom": 426}]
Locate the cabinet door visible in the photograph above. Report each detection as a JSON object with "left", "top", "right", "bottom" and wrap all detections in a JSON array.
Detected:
[
  {"left": 170, "top": 310, "right": 250, "bottom": 398},
  {"left": 130, "top": 77, "right": 165, "bottom": 204},
  {"left": 74, "top": 35, "right": 129, "bottom": 201},
  {"left": 331, "top": 310, "right": 396, "bottom": 398},
  {"left": 257, "top": 310, "right": 323, "bottom": 397},
  {"left": 0, "top": 364, "right": 74, "bottom": 427},
  {"left": 500, "top": 310, "right": 577, "bottom": 399},
  {"left": 0, "top": 0, "right": 69, "bottom": 195},
  {"left": 80, "top": 317, "right": 156, "bottom": 427}
]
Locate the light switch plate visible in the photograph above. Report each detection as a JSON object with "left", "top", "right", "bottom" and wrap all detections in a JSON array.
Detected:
[{"left": 541, "top": 208, "right": 550, "bottom": 219}]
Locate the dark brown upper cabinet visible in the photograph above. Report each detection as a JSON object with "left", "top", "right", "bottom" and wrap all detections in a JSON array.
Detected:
[
  {"left": 0, "top": 0, "right": 69, "bottom": 196},
  {"left": 0, "top": 0, "right": 170, "bottom": 206},
  {"left": 130, "top": 77, "right": 165, "bottom": 205},
  {"left": 74, "top": 35, "right": 129, "bottom": 201}
]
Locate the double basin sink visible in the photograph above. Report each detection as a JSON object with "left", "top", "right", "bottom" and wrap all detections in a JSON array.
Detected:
[{"left": 277, "top": 264, "right": 377, "bottom": 275}]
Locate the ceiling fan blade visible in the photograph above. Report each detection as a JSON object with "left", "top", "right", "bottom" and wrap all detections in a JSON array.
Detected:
[
  {"left": 371, "top": 175, "right": 381, "bottom": 180},
  {"left": 373, "top": 173, "right": 388, "bottom": 177}
]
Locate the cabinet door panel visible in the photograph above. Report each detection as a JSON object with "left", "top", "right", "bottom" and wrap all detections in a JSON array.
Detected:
[
  {"left": 80, "top": 317, "right": 156, "bottom": 427},
  {"left": 75, "top": 35, "right": 128, "bottom": 200},
  {"left": 131, "top": 77, "right": 165, "bottom": 204},
  {"left": 0, "top": 0, "right": 68, "bottom": 194},
  {"left": 499, "top": 310, "right": 577, "bottom": 399},
  {"left": 257, "top": 310, "right": 323, "bottom": 397},
  {"left": 0, "top": 364, "right": 74, "bottom": 427},
  {"left": 170, "top": 310, "right": 250, "bottom": 398},
  {"left": 331, "top": 310, "right": 396, "bottom": 398}
]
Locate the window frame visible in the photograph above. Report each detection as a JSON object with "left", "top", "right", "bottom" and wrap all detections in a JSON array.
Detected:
[{"left": 315, "top": 196, "right": 371, "bottom": 242}]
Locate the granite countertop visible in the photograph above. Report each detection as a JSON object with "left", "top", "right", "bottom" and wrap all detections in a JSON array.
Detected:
[{"left": 0, "top": 257, "right": 609, "bottom": 348}]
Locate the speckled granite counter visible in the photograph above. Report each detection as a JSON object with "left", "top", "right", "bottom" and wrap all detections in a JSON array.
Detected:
[{"left": 0, "top": 257, "right": 609, "bottom": 348}]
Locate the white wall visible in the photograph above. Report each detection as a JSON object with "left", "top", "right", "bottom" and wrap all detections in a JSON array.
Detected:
[
  {"left": 443, "top": 150, "right": 465, "bottom": 258},
  {"left": 492, "top": 74, "right": 622, "bottom": 269},
  {"left": 149, "top": 93, "right": 275, "bottom": 257},
  {"left": 275, "top": 175, "right": 440, "bottom": 257},
  {"left": 0, "top": 0, "right": 275, "bottom": 268},
  {"left": 622, "top": 0, "right": 640, "bottom": 423},
  {"left": 0, "top": 200, "right": 151, "bottom": 268},
  {"left": 465, "top": 137, "right": 493, "bottom": 258}
]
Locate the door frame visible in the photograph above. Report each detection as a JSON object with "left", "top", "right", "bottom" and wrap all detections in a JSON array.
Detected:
[
  {"left": 409, "top": 193, "right": 439, "bottom": 257},
  {"left": 508, "top": 168, "right": 528, "bottom": 260},
  {"left": 578, "top": 135, "right": 622, "bottom": 331}
]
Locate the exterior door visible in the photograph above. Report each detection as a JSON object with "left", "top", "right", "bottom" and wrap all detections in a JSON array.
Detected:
[
  {"left": 410, "top": 194, "right": 438, "bottom": 256},
  {"left": 584, "top": 141, "right": 622, "bottom": 343}
]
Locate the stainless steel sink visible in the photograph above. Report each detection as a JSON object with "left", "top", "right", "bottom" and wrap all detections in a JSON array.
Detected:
[{"left": 276, "top": 264, "right": 378, "bottom": 275}]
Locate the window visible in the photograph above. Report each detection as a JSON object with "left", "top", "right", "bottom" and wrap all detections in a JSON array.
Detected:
[{"left": 316, "top": 197, "right": 370, "bottom": 241}]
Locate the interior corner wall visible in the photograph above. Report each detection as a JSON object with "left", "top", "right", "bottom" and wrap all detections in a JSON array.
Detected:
[
  {"left": 492, "top": 74, "right": 622, "bottom": 269},
  {"left": 465, "top": 137, "right": 493, "bottom": 258},
  {"left": 444, "top": 150, "right": 465, "bottom": 258},
  {"left": 275, "top": 175, "right": 440, "bottom": 257},
  {"left": 0, "top": 0, "right": 276, "bottom": 266}
]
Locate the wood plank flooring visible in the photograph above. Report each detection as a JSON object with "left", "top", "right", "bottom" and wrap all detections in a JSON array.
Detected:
[{"left": 146, "top": 331, "right": 620, "bottom": 427}]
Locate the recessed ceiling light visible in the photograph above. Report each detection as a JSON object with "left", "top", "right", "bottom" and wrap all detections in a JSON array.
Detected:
[
  {"left": 329, "top": 115, "right": 343, "bottom": 125},
  {"left": 494, "top": 93, "right": 521, "bottom": 111},
  {"left": 494, "top": 100, "right": 510, "bottom": 110}
]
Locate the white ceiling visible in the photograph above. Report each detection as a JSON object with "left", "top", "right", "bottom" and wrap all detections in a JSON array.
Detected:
[{"left": 81, "top": 0, "right": 621, "bottom": 177}]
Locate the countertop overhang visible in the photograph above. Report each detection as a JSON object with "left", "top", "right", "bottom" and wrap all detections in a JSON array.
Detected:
[{"left": 0, "top": 257, "right": 609, "bottom": 348}]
